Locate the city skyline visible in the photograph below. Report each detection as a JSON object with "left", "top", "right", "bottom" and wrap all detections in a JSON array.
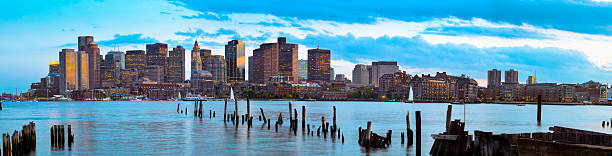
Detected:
[{"left": 4, "top": 0, "right": 612, "bottom": 92}]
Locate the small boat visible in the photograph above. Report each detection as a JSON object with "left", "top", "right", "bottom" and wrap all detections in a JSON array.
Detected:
[
  {"left": 183, "top": 93, "right": 209, "bottom": 101},
  {"left": 517, "top": 103, "right": 526, "bottom": 106}
]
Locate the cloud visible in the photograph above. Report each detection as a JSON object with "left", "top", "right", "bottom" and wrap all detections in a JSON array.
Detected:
[
  {"left": 56, "top": 34, "right": 159, "bottom": 48},
  {"left": 174, "top": 0, "right": 612, "bottom": 35},
  {"left": 181, "top": 12, "right": 229, "bottom": 21},
  {"left": 422, "top": 26, "right": 552, "bottom": 39},
  {"left": 175, "top": 28, "right": 236, "bottom": 38}
]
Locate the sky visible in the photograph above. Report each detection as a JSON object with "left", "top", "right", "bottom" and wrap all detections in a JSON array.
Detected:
[{"left": 2, "top": 0, "right": 612, "bottom": 93}]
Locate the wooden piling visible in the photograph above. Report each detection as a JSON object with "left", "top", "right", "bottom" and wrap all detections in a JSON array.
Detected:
[
  {"left": 407, "top": 111, "right": 413, "bottom": 145},
  {"left": 224, "top": 98, "right": 227, "bottom": 122},
  {"left": 275, "top": 122, "right": 278, "bottom": 132},
  {"left": 321, "top": 116, "right": 325, "bottom": 134},
  {"left": 0, "top": 101, "right": 2, "bottom": 111},
  {"left": 387, "top": 130, "right": 392, "bottom": 144},
  {"left": 213, "top": 111, "right": 215, "bottom": 117},
  {"left": 194, "top": 100, "right": 198, "bottom": 117},
  {"left": 177, "top": 104, "right": 180, "bottom": 113},
  {"left": 342, "top": 135, "right": 344, "bottom": 144},
  {"left": 235, "top": 98, "right": 238, "bottom": 127},
  {"left": 199, "top": 101, "right": 203, "bottom": 118},
  {"left": 333, "top": 106, "right": 337, "bottom": 131},
  {"left": 260, "top": 108, "right": 266, "bottom": 123},
  {"left": 401, "top": 132, "right": 405, "bottom": 144},
  {"left": 267, "top": 119, "right": 270, "bottom": 129},
  {"left": 366, "top": 121, "right": 372, "bottom": 144},
  {"left": 246, "top": 98, "right": 250, "bottom": 119},
  {"left": 209, "top": 110, "right": 212, "bottom": 118},
  {"left": 289, "top": 102, "right": 292, "bottom": 121},
  {"left": 537, "top": 95, "right": 542, "bottom": 123},
  {"left": 446, "top": 105, "right": 452, "bottom": 132},
  {"left": 416, "top": 111, "right": 422, "bottom": 155},
  {"left": 302, "top": 106, "right": 306, "bottom": 131}
]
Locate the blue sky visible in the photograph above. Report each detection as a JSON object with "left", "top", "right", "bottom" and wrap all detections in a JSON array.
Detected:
[{"left": 2, "top": 0, "right": 612, "bottom": 93}]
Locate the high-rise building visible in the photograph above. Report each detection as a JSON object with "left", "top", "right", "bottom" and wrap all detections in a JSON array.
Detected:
[
  {"left": 144, "top": 65, "right": 164, "bottom": 83},
  {"left": 505, "top": 69, "right": 518, "bottom": 83},
  {"left": 146, "top": 43, "right": 168, "bottom": 79},
  {"left": 167, "top": 46, "right": 185, "bottom": 83},
  {"left": 225, "top": 40, "right": 245, "bottom": 82},
  {"left": 248, "top": 56, "right": 253, "bottom": 81},
  {"left": 371, "top": 61, "right": 400, "bottom": 87},
  {"left": 298, "top": 59, "right": 308, "bottom": 81},
  {"left": 59, "top": 49, "right": 77, "bottom": 94},
  {"left": 527, "top": 76, "right": 536, "bottom": 85},
  {"left": 307, "top": 48, "right": 331, "bottom": 82},
  {"left": 120, "top": 69, "right": 138, "bottom": 86},
  {"left": 101, "top": 51, "right": 125, "bottom": 87},
  {"left": 335, "top": 74, "right": 345, "bottom": 81},
  {"left": 200, "top": 49, "right": 212, "bottom": 71},
  {"left": 49, "top": 61, "right": 60, "bottom": 75},
  {"left": 105, "top": 51, "right": 125, "bottom": 69},
  {"left": 80, "top": 37, "right": 101, "bottom": 89},
  {"left": 352, "top": 64, "right": 369, "bottom": 85},
  {"left": 191, "top": 41, "right": 202, "bottom": 73},
  {"left": 487, "top": 69, "right": 501, "bottom": 88},
  {"left": 76, "top": 51, "right": 89, "bottom": 90},
  {"left": 207, "top": 55, "right": 226, "bottom": 83},
  {"left": 125, "top": 50, "right": 146, "bottom": 79},
  {"left": 250, "top": 37, "right": 298, "bottom": 83}
]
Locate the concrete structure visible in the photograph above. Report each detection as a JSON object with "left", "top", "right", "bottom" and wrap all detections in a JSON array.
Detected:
[
  {"left": 191, "top": 41, "right": 202, "bottom": 74},
  {"left": 144, "top": 65, "right": 164, "bottom": 83},
  {"left": 83, "top": 39, "right": 100, "bottom": 89},
  {"left": 298, "top": 59, "right": 307, "bottom": 81},
  {"left": 146, "top": 43, "right": 168, "bottom": 78},
  {"left": 330, "top": 67, "right": 335, "bottom": 82},
  {"left": 200, "top": 49, "right": 212, "bottom": 71},
  {"left": 371, "top": 61, "right": 400, "bottom": 87},
  {"left": 250, "top": 37, "right": 299, "bottom": 83},
  {"left": 167, "top": 46, "right": 185, "bottom": 83},
  {"left": 527, "top": 76, "right": 536, "bottom": 85},
  {"left": 487, "top": 69, "right": 501, "bottom": 88},
  {"left": 307, "top": 48, "right": 330, "bottom": 82},
  {"left": 505, "top": 69, "right": 518, "bottom": 83},
  {"left": 352, "top": 64, "right": 369, "bottom": 85},
  {"left": 225, "top": 39, "right": 245, "bottom": 82}
]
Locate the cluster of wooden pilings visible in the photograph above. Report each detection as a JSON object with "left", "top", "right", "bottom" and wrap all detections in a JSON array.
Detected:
[
  {"left": 50, "top": 124, "right": 74, "bottom": 150},
  {"left": 2, "top": 122, "right": 36, "bottom": 156},
  {"left": 357, "top": 111, "right": 420, "bottom": 151}
]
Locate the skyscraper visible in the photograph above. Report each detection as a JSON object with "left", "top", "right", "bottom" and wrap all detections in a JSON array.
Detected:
[
  {"left": 76, "top": 51, "right": 89, "bottom": 90},
  {"left": 125, "top": 50, "right": 146, "bottom": 79},
  {"left": 527, "top": 76, "right": 536, "bottom": 85},
  {"left": 505, "top": 69, "right": 518, "bottom": 83},
  {"left": 225, "top": 40, "right": 245, "bottom": 82},
  {"left": 49, "top": 61, "right": 60, "bottom": 75},
  {"left": 79, "top": 36, "right": 101, "bottom": 89},
  {"left": 487, "top": 69, "right": 501, "bottom": 88},
  {"left": 330, "top": 67, "right": 335, "bottom": 82},
  {"left": 191, "top": 41, "right": 202, "bottom": 73},
  {"left": 298, "top": 59, "right": 307, "bottom": 81},
  {"left": 146, "top": 43, "right": 168, "bottom": 80},
  {"left": 101, "top": 51, "right": 125, "bottom": 87},
  {"left": 352, "top": 64, "right": 369, "bottom": 85},
  {"left": 250, "top": 37, "right": 299, "bottom": 83},
  {"left": 167, "top": 46, "right": 185, "bottom": 83},
  {"left": 307, "top": 48, "right": 330, "bottom": 82},
  {"left": 208, "top": 55, "right": 226, "bottom": 83},
  {"left": 59, "top": 49, "right": 77, "bottom": 94},
  {"left": 200, "top": 49, "right": 212, "bottom": 71},
  {"left": 144, "top": 65, "right": 163, "bottom": 82},
  {"left": 248, "top": 56, "right": 253, "bottom": 81},
  {"left": 371, "top": 61, "right": 400, "bottom": 87}
]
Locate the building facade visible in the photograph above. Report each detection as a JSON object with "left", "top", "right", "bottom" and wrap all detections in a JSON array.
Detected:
[
  {"left": 250, "top": 37, "right": 299, "bottom": 83},
  {"left": 146, "top": 43, "right": 168, "bottom": 79},
  {"left": 298, "top": 59, "right": 307, "bottom": 81},
  {"left": 352, "top": 64, "right": 369, "bottom": 85},
  {"left": 167, "top": 46, "right": 185, "bottom": 83},
  {"left": 144, "top": 65, "right": 164, "bottom": 83},
  {"left": 191, "top": 41, "right": 202, "bottom": 74},
  {"left": 505, "top": 69, "right": 518, "bottom": 83},
  {"left": 527, "top": 76, "right": 536, "bottom": 85},
  {"left": 371, "top": 61, "right": 400, "bottom": 87},
  {"left": 307, "top": 48, "right": 330, "bottom": 83},
  {"left": 49, "top": 61, "right": 60, "bottom": 75},
  {"left": 59, "top": 49, "right": 77, "bottom": 94},
  {"left": 83, "top": 40, "right": 100, "bottom": 89},
  {"left": 487, "top": 69, "right": 501, "bottom": 88},
  {"left": 208, "top": 55, "right": 226, "bottom": 83},
  {"left": 225, "top": 40, "right": 245, "bottom": 82}
]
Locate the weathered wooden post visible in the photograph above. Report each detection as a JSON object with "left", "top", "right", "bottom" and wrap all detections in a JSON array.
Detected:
[
  {"left": 407, "top": 112, "right": 413, "bottom": 145},
  {"left": 401, "top": 132, "right": 405, "bottom": 144},
  {"left": 209, "top": 110, "right": 212, "bottom": 118},
  {"left": 194, "top": 100, "right": 198, "bottom": 117},
  {"left": 366, "top": 121, "right": 372, "bottom": 144},
  {"left": 537, "top": 95, "right": 542, "bottom": 123},
  {"left": 446, "top": 105, "right": 452, "bottom": 132},
  {"left": 260, "top": 108, "right": 267, "bottom": 123},
  {"left": 246, "top": 97, "right": 250, "bottom": 120},
  {"left": 294, "top": 108, "right": 298, "bottom": 133},
  {"left": 213, "top": 111, "right": 215, "bottom": 117},
  {"left": 3, "top": 134, "right": 10, "bottom": 156},
  {"left": 289, "top": 102, "right": 292, "bottom": 121},
  {"left": 224, "top": 98, "right": 227, "bottom": 122},
  {"left": 177, "top": 104, "right": 180, "bottom": 113},
  {"left": 68, "top": 125, "right": 73, "bottom": 147},
  {"left": 0, "top": 101, "right": 2, "bottom": 111},
  {"left": 387, "top": 130, "right": 392, "bottom": 144},
  {"left": 235, "top": 98, "right": 238, "bottom": 127},
  {"left": 199, "top": 101, "right": 203, "bottom": 118},
  {"left": 302, "top": 106, "right": 306, "bottom": 131},
  {"left": 60, "top": 125, "right": 64, "bottom": 148},
  {"left": 416, "top": 111, "right": 421, "bottom": 156},
  {"left": 333, "top": 106, "right": 337, "bottom": 131},
  {"left": 267, "top": 119, "right": 271, "bottom": 129}
]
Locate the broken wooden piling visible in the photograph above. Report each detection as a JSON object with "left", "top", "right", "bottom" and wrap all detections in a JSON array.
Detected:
[
  {"left": 224, "top": 98, "right": 227, "bottom": 122},
  {"left": 289, "top": 102, "right": 292, "bottom": 121},
  {"left": 537, "top": 95, "right": 542, "bottom": 123},
  {"left": 446, "top": 105, "right": 452, "bottom": 131},
  {"left": 416, "top": 111, "right": 422, "bottom": 155},
  {"left": 407, "top": 111, "right": 413, "bottom": 145},
  {"left": 260, "top": 108, "right": 266, "bottom": 123},
  {"left": 302, "top": 106, "right": 306, "bottom": 131}
]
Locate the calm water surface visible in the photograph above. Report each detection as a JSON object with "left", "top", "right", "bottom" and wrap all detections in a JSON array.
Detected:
[{"left": 1, "top": 101, "right": 612, "bottom": 155}]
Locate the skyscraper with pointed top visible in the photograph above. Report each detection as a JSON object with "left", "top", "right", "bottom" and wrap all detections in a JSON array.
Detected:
[{"left": 191, "top": 41, "right": 202, "bottom": 73}]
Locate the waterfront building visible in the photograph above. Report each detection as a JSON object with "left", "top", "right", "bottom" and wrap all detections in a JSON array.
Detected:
[
  {"left": 167, "top": 46, "right": 185, "bottom": 83},
  {"left": 307, "top": 48, "right": 330, "bottom": 82},
  {"left": 501, "top": 82, "right": 522, "bottom": 101},
  {"left": 505, "top": 69, "right": 518, "bottom": 83},
  {"left": 119, "top": 69, "right": 138, "bottom": 86},
  {"left": 527, "top": 76, "right": 536, "bottom": 85},
  {"left": 298, "top": 59, "right": 307, "bottom": 81},
  {"left": 250, "top": 37, "right": 299, "bottom": 83},
  {"left": 146, "top": 43, "right": 168, "bottom": 78},
  {"left": 410, "top": 74, "right": 450, "bottom": 102},
  {"left": 125, "top": 50, "right": 146, "bottom": 79},
  {"left": 59, "top": 49, "right": 77, "bottom": 94},
  {"left": 371, "top": 61, "right": 400, "bottom": 87},
  {"left": 191, "top": 41, "right": 202, "bottom": 74},
  {"left": 379, "top": 71, "right": 411, "bottom": 99},
  {"left": 352, "top": 64, "right": 369, "bottom": 85},
  {"left": 225, "top": 39, "right": 246, "bottom": 82},
  {"left": 49, "top": 61, "right": 60, "bottom": 75},
  {"left": 487, "top": 69, "right": 501, "bottom": 88}
]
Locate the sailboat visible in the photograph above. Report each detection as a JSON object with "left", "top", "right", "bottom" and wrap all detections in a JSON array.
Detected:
[
  {"left": 229, "top": 87, "right": 236, "bottom": 101},
  {"left": 405, "top": 87, "right": 414, "bottom": 103}
]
